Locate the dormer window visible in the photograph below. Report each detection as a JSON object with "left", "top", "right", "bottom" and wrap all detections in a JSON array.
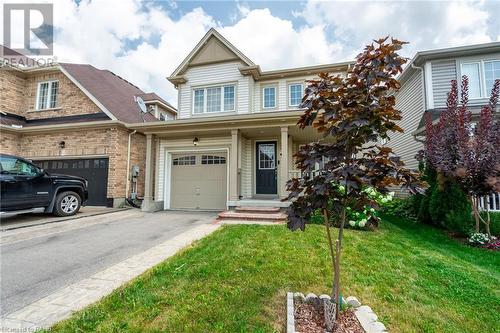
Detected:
[
  {"left": 36, "top": 80, "right": 59, "bottom": 110},
  {"left": 193, "top": 84, "right": 236, "bottom": 114}
]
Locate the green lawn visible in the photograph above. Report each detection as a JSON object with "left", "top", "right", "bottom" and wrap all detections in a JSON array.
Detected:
[{"left": 45, "top": 216, "right": 500, "bottom": 333}]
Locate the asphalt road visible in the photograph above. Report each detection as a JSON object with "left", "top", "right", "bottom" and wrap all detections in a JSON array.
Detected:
[{"left": 0, "top": 210, "right": 217, "bottom": 316}]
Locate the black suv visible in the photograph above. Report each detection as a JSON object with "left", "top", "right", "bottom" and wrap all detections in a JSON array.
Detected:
[{"left": 0, "top": 154, "right": 88, "bottom": 216}]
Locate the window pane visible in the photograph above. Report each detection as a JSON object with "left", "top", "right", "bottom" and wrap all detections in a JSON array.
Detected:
[
  {"left": 223, "top": 85, "right": 235, "bottom": 111},
  {"left": 263, "top": 87, "right": 276, "bottom": 108},
  {"left": 462, "top": 63, "right": 481, "bottom": 98},
  {"left": 258, "top": 144, "right": 275, "bottom": 169},
  {"left": 206, "top": 87, "right": 221, "bottom": 113},
  {"left": 193, "top": 89, "right": 204, "bottom": 114},
  {"left": 38, "top": 82, "right": 49, "bottom": 109},
  {"left": 485, "top": 60, "right": 500, "bottom": 94},
  {"left": 173, "top": 156, "right": 196, "bottom": 166},
  {"left": 49, "top": 81, "right": 58, "bottom": 108},
  {"left": 0, "top": 157, "right": 38, "bottom": 176},
  {"left": 289, "top": 84, "right": 303, "bottom": 106}
]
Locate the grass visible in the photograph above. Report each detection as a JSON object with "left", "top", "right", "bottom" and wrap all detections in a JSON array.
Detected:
[{"left": 45, "top": 216, "right": 500, "bottom": 333}]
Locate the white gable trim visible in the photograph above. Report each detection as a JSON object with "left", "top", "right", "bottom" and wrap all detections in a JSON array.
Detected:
[
  {"left": 170, "top": 28, "right": 255, "bottom": 78},
  {"left": 58, "top": 65, "right": 118, "bottom": 121}
]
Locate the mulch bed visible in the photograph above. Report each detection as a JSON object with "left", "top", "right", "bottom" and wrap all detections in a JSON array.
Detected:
[{"left": 294, "top": 302, "right": 365, "bottom": 333}]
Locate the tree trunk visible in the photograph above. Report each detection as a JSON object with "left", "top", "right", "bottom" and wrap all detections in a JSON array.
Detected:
[
  {"left": 334, "top": 206, "right": 346, "bottom": 319},
  {"left": 485, "top": 196, "right": 492, "bottom": 238},
  {"left": 322, "top": 209, "right": 336, "bottom": 299},
  {"left": 469, "top": 195, "right": 480, "bottom": 232}
]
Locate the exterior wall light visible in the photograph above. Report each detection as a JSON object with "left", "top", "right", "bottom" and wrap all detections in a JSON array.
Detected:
[{"left": 193, "top": 137, "right": 199, "bottom": 146}]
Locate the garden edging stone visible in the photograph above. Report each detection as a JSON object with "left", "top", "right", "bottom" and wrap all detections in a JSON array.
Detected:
[{"left": 287, "top": 293, "right": 387, "bottom": 333}]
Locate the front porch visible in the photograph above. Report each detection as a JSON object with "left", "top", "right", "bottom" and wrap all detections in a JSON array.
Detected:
[{"left": 133, "top": 112, "right": 318, "bottom": 212}]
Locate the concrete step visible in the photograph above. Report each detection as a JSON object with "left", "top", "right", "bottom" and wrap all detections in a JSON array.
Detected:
[
  {"left": 217, "top": 210, "right": 287, "bottom": 223},
  {"left": 235, "top": 206, "right": 281, "bottom": 213}
]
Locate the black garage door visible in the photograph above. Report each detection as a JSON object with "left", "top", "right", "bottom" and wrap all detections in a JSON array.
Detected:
[{"left": 34, "top": 158, "right": 109, "bottom": 206}]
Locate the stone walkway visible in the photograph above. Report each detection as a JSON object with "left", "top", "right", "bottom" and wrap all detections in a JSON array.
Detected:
[{"left": 0, "top": 223, "right": 220, "bottom": 332}]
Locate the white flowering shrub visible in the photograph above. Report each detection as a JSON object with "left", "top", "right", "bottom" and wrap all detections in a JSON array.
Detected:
[
  {"left": 468, "top": 232, "right": 496, "bottom": 247},
  {"left": 347, "top": 187, "right": 394, "bottom": 229}
]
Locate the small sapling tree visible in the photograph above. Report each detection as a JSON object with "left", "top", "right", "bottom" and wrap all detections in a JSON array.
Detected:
[{"left": 285, "top": 37, "right": 423, "bottom": 330}]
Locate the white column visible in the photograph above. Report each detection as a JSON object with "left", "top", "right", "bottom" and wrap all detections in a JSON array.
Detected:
[
  {"left": 229, "top": 129, "right": 239, "bottom": 202},
  {"left": 142, "top": 133, "right": 154, "bottom": 211},
  {"left": 280, "top": 126, "right": 289, "bottom": 198}
]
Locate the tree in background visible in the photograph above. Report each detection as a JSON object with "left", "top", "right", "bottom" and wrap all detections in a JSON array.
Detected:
[
  {"left": 422, "top": 76, "right": 500, "bottom": 236},
  {"left": 285, "top": 37, "right": 422, "bottom": 330}
]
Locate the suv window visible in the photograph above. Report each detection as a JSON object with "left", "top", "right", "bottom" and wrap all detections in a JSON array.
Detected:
[{"left": 0, "top": 156, "right": 40, "bottom": 176}]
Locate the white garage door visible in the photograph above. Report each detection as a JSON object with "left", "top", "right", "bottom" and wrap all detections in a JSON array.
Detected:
[{"left": 170, "top": 152, "right": 227, "bottom": 210}]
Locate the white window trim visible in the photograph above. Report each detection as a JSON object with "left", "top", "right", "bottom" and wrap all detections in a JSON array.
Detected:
[
  {"left": 262, "top": 85, "right": 277, "bottom": 109},
  {"left": 191, "top": 83, "right": 236, "bottom": 115},
  {"left": 459, "top": 57, "right": 500, "bottom": 100},
  {"left": 288, "top": 82, "right": 303, "bottom": 107},
  {"left": 35, "top": 80, "right": 59, "bottom": 110}
]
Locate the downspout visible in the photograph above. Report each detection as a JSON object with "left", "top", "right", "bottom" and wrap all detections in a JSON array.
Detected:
[
  {"left": 125, "top": 130, "right": 137, "bottom": 198},
  {"left": 411, "top": 63, "right": 426, "bottom": 142}
]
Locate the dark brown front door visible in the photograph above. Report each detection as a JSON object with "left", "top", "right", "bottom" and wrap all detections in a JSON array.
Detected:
[{"left": 256, "top": 141, "right": 277, "bottom": 195}]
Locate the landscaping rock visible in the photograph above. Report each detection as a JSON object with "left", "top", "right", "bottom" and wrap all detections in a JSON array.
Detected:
[
  {"left": 319, "top": 294, "right": 331, "bottom": 301},
  {"left": 293, "top": 292, "right": 305, "bottom": 302},
  {"left": 305, "top": 293, "right": 318, "bottom": 302},
  {"left": 345, "top": 296, "right": 361, "bottom": 308},
  {"left": 367, "top": 321, "right": 388, "bottom": 333}
]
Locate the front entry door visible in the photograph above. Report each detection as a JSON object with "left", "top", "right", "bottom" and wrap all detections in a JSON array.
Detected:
[{"left": 256, "top": 142, "right": 277, "bottom": 195}]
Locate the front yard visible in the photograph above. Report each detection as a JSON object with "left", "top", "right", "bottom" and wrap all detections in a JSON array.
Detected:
[{"left": 46, "top": 216, "right": 499, "bottom": 333}]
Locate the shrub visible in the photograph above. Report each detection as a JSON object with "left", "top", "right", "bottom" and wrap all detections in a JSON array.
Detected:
[
  {"left": 468, "top": 232, "right": 491, "bottom": 246},
  {"left": 429, "top": 180, "right": 471, "bottom": 231},
  {"left": 382, "top": 197, "right": 417, "bottom": 222}
]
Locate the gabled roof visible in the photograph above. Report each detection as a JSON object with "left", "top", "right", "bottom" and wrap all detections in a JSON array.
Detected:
[
  {"left": 169, "top": 28, "right": 255, "bottom": 79},
  {"left": 59, "top": 63, "right": 160, "bottom": 123},
  {"left": 136, "top": 92, "right": 177, "bottom": 114}
]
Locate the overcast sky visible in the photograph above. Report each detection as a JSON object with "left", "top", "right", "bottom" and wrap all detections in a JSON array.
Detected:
[{"left": 2, "top": 0, "right": 500, "bottom": 104}]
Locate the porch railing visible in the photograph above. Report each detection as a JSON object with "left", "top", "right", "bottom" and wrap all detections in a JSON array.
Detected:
[
  {"left": 478, "top": 193, "right": 500, "bottom": 212},
  {"left": 289, "top": 170, "right": 301, "bottom": 179}
]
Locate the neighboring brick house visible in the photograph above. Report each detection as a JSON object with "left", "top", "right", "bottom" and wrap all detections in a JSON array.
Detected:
[{"left": 0, "top": 47, "right": 177, "bottom": 206}]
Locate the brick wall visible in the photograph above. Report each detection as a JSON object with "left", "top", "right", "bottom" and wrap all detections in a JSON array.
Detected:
[
  {"left": 24, "top": 71, "right": 101, "bottom": 119},
  {"left": 0, "top": 130, "right": 21, "bottom": 155},
  {"left": 0, "top": 69, "right": 27, "bottom": 116},
  {"left": 15, "top": 125, "right": 147, "bottom": 202}
]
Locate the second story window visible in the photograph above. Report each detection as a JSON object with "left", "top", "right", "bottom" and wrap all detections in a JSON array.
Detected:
[
  {"left": 193, "top": 84, "right": 235, "bottom": 114},
  {"left": 289, "top": 83, "right": 303, "bottom": 107},
  {"left": 36, "top": 81, "right": 59, "bottom": 110},
  {"left": 461, "top": 59, "right": 500, "bottom": 99},
  {"left": 263, "top": 86, "right": 276, "bottom": 109}
]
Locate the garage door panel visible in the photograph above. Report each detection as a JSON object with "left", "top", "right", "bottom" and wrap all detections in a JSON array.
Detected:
[
  {"left": 34, "top": 158, "right": 109, "bottom": 206},
  {"left": 170, "top": 152, "right": 227, "bottom": 210}
]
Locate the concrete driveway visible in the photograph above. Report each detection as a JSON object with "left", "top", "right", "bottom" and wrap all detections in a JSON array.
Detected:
[{"left": 0, "top": 210, "right": 217, "bottom": 316}]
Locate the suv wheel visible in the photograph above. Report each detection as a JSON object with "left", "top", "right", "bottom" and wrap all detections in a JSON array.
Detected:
[{"left": 54, "top": 191, "right": 81, "bottom": 216}]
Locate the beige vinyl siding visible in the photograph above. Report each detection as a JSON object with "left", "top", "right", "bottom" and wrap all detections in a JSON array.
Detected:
[
  {"left": 432, "top": 60, "right": 457, "bottom": 108},
  {"left": 177, "top": 61, "right": 249, "bottom": 118},
  {"left": 390, "top": 69, "right": 425, "bottom": 171},
  {"left": 240, "top": 137, "right": 252, "bottom": 198}
]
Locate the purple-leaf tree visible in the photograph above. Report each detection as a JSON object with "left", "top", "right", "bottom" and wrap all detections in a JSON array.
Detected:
[
  {"left": 285, "top": 37, "right": 423, "bottom": 330},
  {"left": 423, "top": 76, "right": 500, "bottom": 236}
]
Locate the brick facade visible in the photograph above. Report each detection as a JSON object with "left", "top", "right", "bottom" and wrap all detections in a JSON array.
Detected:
[
  {"left": 1, "top": 66, "right": 155, "bottom": 207},
  {"left": 24, "top": 71, "right": 102, "bottom": 119},
  {"left": 0, "top": 69, "right": 27, "bottom": 116},
  {"left": 0, "top": 69, "right": 101, "bottom": 120},
  {"left": 13, "top": 126, "right": 147, "bottom": 202},
  {"left": 0, "top": 130, "right": 21, "bottom": 155}
]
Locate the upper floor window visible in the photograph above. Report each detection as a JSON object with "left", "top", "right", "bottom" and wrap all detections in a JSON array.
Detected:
[
  {"left": 36, "top": 80, "right": 58, "bottom": 110},
  {"left": 193, "top": 84, "right": 235, "bottom": 114},
  {"left": 289, "top": 83, "right": 303, "bottom": 107},
  {"left": 461, "top": 59, "right": 500, "bottom": 99},
  {"left": 263, "top": 86, "right": 276, "bottom": 109}
]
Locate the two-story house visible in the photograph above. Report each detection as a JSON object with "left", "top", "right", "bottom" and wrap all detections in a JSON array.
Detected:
[
  {"left": 389, "top": 42, "right": 500, "bottom": 206},
  {"left": 131, "top": 29, "right": 352, "bottom": 212},
  {"left": 0, "top": 46, "right": 177, "bottom": 207}
]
